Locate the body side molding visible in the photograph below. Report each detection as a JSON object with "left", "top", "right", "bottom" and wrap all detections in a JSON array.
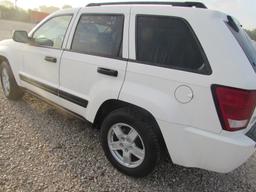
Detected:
[{"left": 19, "top": 73, "right": 88, "bottom": 108}]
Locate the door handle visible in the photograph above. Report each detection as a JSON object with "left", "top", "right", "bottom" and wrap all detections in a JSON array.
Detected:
[
  {"left": 44, "top": 56, "right": 57, "bottom": 63},
  {"left": 97, "top": 67, "right": 118, "bottom": 77}
]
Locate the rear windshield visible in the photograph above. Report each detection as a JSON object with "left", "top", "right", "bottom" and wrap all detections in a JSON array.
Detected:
[{"left": 226, "top": 16, "right": 256, "bottom": 69}]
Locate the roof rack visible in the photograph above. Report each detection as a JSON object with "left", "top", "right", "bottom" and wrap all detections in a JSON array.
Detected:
[{"left": 86, "top": 1, "right": 207, "bottom": 9}]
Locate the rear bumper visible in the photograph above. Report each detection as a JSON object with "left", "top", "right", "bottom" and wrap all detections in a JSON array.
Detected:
[{"left": 158, "top": 120, "right": 256, "bottom": 173}]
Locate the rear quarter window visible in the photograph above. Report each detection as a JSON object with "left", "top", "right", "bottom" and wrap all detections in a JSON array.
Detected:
[{"left": 136, "top": 15, "right": 211, "bottom": 75}]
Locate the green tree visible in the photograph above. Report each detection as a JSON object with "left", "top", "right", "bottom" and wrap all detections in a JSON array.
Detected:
[
  {"left": 0, "top": 5, "right": 30, "bottom": 22},
  {"left": 246, "top": 29, "right": 256, "bottom": 41},
  {"left": 0, "top": 0, "right": 14, "bottom": 8}
]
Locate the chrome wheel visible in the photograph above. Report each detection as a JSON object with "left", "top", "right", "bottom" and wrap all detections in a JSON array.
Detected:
[
  {"left": 1, "top": 67, "right": 10, "bottom": 96},
  {"left": 107, "top": 123, "right": 145, "bottom": 168}
]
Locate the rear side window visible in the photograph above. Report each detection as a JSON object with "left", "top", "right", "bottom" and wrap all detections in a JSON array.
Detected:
[
  {"left": 226, "top": 16, "right": 256, "bottom": 68},
  {"left": 136, "top": 15, "right": 210, "bottom": 74},
  {"left": 72, "top": 15, "right": 124, "bottom": 58}
]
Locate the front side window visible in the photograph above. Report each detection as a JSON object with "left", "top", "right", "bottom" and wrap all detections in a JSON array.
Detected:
[
  {"left": 71, "top": 15, "right": 124, "bottom": 57},
  {"left": 33, "top": 15, "right": 72, "bottom": 49},
  {"left": 136, "top": 15, "right": 209, "bottom": 74}
]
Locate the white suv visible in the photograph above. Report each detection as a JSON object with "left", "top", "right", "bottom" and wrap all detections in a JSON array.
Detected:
[{"left": 0, "top": 2, "right": 256, "bottom": 177}]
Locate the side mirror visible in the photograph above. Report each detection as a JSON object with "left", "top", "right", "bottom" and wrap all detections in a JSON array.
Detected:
[
  {"left": 12, "top": 30, "right": 29, "bottom": 43},
  {"left": 34, "top": 37, "right": 54, "bottom": 47}
]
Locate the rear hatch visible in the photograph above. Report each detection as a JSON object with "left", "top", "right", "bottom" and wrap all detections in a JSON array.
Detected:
[
  {"left": 225, "top": 16, "right": 256, "bottom": 141},
  {"left": 226, "top": 15, "right": 256, "bottom": 72},
  {"left": 212, "top": 16, "right": 256, "bottom": 139}
]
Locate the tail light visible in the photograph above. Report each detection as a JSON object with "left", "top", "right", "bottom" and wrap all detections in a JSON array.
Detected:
[{"left": 212, "top": 85, "right": 256, "bottom": 132}]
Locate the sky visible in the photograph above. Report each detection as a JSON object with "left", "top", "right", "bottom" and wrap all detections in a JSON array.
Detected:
[{"left": 1, "top": 0, "right": 256, "bottom": 29}]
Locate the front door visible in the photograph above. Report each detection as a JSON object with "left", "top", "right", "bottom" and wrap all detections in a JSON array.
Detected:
[{"left": 20, "top": 15, "right": 73, "bottom": 98}]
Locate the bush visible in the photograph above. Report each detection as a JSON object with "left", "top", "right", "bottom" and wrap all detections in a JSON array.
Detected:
[
  {"left": 0, "top": 6, "right": 30, "bottom": 22},
  {"left": 246, "top": 29, "right": 256, "bottom": 41}
]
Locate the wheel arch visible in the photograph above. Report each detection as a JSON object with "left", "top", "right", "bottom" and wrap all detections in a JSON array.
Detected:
[
  {"left": 0, "top": 52, "right": 21, "bottom": 86},
  {"left": 0, "top": 55, "right": 8, "bottom": 66},
  {"left": 0, "top": 54, "right": 15, "bottom": 78},
  {"left": 93, "top": 99, "right": 169, "bottom": 156},
  {"left": 0, "top": 54, "right": 14, "bottom": 74}
]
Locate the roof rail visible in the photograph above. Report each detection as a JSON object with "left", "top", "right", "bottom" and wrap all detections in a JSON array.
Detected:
[{"left": 86, "top": 1, "right": 207, "bottom": 9}]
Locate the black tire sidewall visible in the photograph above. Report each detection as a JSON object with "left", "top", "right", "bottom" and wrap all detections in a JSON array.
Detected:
[
  {"left": 101, "top": 109, "right": 159, "bottom": 177},
  {"left": 0, "top": 62, "right": 11, "bottom": 97}
]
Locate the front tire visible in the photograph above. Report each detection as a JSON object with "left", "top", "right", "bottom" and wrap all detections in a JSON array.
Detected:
[
  {"left": 0, "top": 61, "right": 23, "bottom": 100},
  {"left": 101, "top": 108, "right": 160, "bottom": 177}
]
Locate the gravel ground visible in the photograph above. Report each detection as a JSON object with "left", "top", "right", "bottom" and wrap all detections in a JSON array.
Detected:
[{"left": 0, "top": 19, "right": 256, "bottom": 192}]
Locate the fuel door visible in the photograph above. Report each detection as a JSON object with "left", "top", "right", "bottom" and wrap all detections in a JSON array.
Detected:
[{"left": 174, "top": 85, "right": 194, "bottom": 104}]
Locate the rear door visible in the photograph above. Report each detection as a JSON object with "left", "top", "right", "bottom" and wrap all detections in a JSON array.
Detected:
[{"left": 59, "top": 6, "right": 129, "bottom": 119}]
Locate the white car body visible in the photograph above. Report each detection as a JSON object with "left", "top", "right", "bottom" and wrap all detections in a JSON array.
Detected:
[{"left": 0, "top": 4, "right": 256, "bottom": 174}]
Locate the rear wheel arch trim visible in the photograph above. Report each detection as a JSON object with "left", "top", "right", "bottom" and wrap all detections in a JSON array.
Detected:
[{"left": 93, "top": 99, "right": 169, "bottom": 156}]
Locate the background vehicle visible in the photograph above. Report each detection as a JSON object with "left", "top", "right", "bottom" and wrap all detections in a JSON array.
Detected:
[{"left": 0, "top": 2, "right": 256, "bottom": 177}]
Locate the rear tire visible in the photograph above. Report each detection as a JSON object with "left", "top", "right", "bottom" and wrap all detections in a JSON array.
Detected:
[
  {"left": 0, "top": 60, "right": 23, "bottom": 100},
  {"left": 101, "top": 108, "right": 160, "bottom": 177}
]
